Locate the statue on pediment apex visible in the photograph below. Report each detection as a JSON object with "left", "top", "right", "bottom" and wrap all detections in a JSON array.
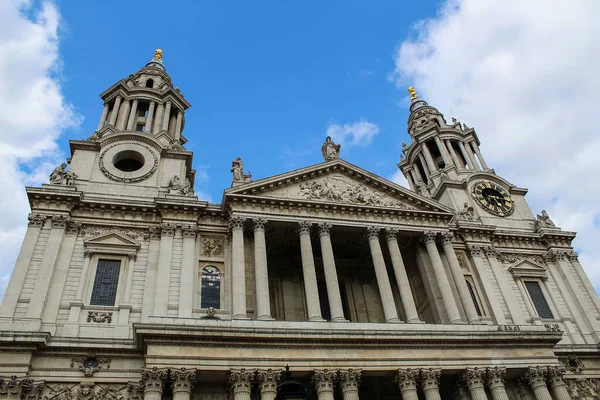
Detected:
[{"left": 321, "top": 136, "right": 340, "bottom": 161}]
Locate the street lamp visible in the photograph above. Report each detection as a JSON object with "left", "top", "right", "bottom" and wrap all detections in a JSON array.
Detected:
[{"left": 275, "top": 365, "right": 307, "bottom": 400}]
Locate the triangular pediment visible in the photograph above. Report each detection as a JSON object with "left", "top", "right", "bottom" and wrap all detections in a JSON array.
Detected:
[
  {"left": 84, "top": 231, "right": 141, "bottom": 251},
  {"left": 508, "top": 259, "right": 547, "bottom": 278},
  {"left": 225, "top": 159, "right": 453, "bottom": 213}
]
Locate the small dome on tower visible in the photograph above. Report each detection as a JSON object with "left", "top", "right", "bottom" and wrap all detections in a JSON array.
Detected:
[{"left": 406, "top": 86, "right": 446, "bottom": 136}]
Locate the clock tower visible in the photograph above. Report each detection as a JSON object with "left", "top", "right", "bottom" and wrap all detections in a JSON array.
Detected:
[{"left": 398, "top": 87, "right": 535, "bottom": 231}]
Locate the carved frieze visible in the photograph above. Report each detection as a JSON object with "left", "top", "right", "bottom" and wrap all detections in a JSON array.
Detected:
[
  {"left": 126, "top": 382, "right": 143, "bottom": 400},
  {"left": 87, "top": 312, "right": 112, "bottom": 324},
  {"left": 562, "top": 356, "right": 584, "bottom": 374},
  {"left": 201, "top": 238, "right": 223, "bottom": 257},
  {"left": 497, "top": 252, "right": 546, "bottom": 265},
  {"left": 544, "top": 324, "right": 561, "bottom": 332},
  {"left": 565, "top": 378, "right": 600, "bottom": 399},
  {"left": 75, "top": 382, "right": 94, "bottom": 400},
  {"left": 96, "top": 385, "right": 125, "bottom": 400},
  {"left": 43, "top": 385, "right": 75, "bottom": 400},
  {"left": 80, "top": 226, "right": 149, "bottom": 240},
  {"left": 0, "top": 376, "right": 40, "bottom": 400}
]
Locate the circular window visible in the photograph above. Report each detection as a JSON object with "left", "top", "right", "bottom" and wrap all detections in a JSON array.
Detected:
[{"left": 113, "top": 150, "right": 145, "bottom": 172}]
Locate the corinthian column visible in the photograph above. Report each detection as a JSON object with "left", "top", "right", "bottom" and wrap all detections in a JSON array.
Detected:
[
  {"left": 423, "top": 231, "right": 462, "bottom": 323},
  {"left": 366, "top": 226, "right": 400, "bottom": 323},
  {"left": 230, "top": 216, "right": 248, "bottom": 319},
  {"left": 547, "top": 367, "right": 571, "bottom": 400},
  {"left": 396, "top": 369, "right": 419, "bottom": 400},
  {"left": 229, "top": 369, "right": 255, "bottom": 400},
  {"left": 318, "top": 223, "right": 346, "bottom": 322},
  {"left": 298, "top": 222, "right": 324, "bottom": 321},
  {"left": 253, "top": 217, "right": 272, "bottom": 320},
  {"left": 141, "top": 367, "right": 168, "bottom": 400},
  {"left": 339, "top": 369, "right": 361, "bottom": 400},
  {"left": 313, "top": 370, "right": 336, "bottom": 400},
  {"left": 421, "top": 368, "right": 442, "bottom": 400},
  {"left": 171, "top": 368, "right": 197, "bottom": 400},
  {"left": 524, "top": 367, "right": 553, "bottom": 400},
  {"left": 463, "top": 368, "right": 489, "bottom": 400},
  {"left": 257, "top": 369, "right": 283, "bottom": 400},
  {"left": 486, "top": 367, "right": 509, "bottom": 400}
]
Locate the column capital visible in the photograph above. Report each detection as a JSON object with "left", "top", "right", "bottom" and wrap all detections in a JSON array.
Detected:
[
  {"left": 440, "top": 232, "right": 455, "bottom": 244},
  {"left": 297, "top": 221, "right": 313, "bottom": 235},
  {"left": 483, "top": 245, "right": 498, "bottom": 258},
  {"left": 462, "top": 367, "right": 486, "bottom": 390},
  {"left": 524, "top": 366, "right": 548, "bottom": 389},
  {"left": 228, "top": 368, "right": 255, "bottom": 394},
  {"left": 127, "top": 253, "right": 137, "bottom": 261},
  {"left": 547, "top": 366, "right": 567, "bottom": 389},
  {"left": 28, "top": 213, "right": 46, "bottom": 227},
  {"left": 228, "top": 215, "right": 246, "bottom": 231},
  {"left": 84, "top": 250, "right": 93, "bottom": 259},
  {"left": 385, "top": 227, "right": 400, "bottom": 241},
  {"left": 421, "top": 368, "right": 441, "bottom": 391},
  {"left": 160, "top": 222, "right": 176, "bottom": 237},
  {"left": 422, "top": 230, "right": 438, "bottom": 244},
  {"left": 252, "top": 217, "right": 268, "bottom": 231},
  {"left": 141, "top": 367, "right": 168, "bottom": 393},
  {"left": 396, "top": 368, "right": 419, "bottom": 391},
  {"left": 339, "top": 369, "right": 362, "bottom": 392},
  {"left": 257, "top": 368, "right": 283, "bottom": 393},
  {"left": 317, "top": 222, "right": 332, "bottom": 236},
  {"left": 366, "top": 225, "right": 381, "bottom": 240},
  {"left": 486, "top": 366, "right": 506, "bottom": 390},
  {"left": 312, "top": 369, "right": 336, "bottom": 393},
  {"left": 51, "top": 214, "right": 70, "bottom": 229},
  {"left": 149, "top": 227, "right": 161, "bottom": 240},
  {"left": 467, "top": 244, "right": 483, "bottom": 257},
  {"left": 181, "top": 224, "right": 198, "bottom": 238},
  {"left": 171, "top": 367, "right": 196, "bottom": 394}
]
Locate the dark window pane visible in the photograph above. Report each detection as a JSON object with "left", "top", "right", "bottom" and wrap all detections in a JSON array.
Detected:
[
  {"left": 90, "top": 259, "right": 121, "bottom": 306},
  {"left": 525, "top": 281, "right": 554, "bottom": 319},
  {"left": 466, "top": 280, "right": 483, "bottom": 316},
  {"left": 201, "top": 266, "right": 221, "bottom": 309}
]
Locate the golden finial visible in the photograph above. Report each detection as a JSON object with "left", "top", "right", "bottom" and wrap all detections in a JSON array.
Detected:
[
  {"left": 408, "top": 86, "right": 418, "bottom": 100},
  {"left": 153, "top": 48, "right": 163, "bottom": 62}
]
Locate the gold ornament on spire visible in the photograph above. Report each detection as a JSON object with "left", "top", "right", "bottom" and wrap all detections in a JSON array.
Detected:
[
  {"left": 153, "top": 49, "right": 163, "bottom": 62},
  {"left": 408, "top": 86, "right": 418, "bottom": 100}
]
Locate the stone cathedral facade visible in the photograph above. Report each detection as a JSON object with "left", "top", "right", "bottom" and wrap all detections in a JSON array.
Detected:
[{"left": 0, "top": 50, "right": 599, "bottom": 400}]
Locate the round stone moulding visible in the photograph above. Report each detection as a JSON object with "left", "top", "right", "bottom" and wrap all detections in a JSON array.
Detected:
[{"left": 99, "top": 142, "right": 158, "bottom": 183}]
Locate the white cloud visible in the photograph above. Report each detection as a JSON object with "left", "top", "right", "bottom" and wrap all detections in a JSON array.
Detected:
[
  {"left": 389, "top": 169, "right": 408, "bottom": 188},
  {"left": 392, "top": 0, "right": 600, "bottom": 289},
  {"left": 327, "top": 119, "right": 380, "bottom": 147},
  {"left": 0, "top": 0, "right": 81, "bottom": 300}
]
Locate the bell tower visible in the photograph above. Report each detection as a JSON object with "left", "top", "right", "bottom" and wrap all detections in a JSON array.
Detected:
[
  {"left": 398, "top": 87, "right": 536, "bottom": 230},
  {"left": 65, "top": 49, "right": 197, "bottom": 199}
]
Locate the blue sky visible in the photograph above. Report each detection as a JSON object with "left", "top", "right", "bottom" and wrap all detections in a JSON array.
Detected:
[{"left": 55, "top": 0, "right": 441, "bottom": 199}]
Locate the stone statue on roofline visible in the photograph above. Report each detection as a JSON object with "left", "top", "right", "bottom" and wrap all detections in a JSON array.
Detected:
[
  {"left": 321, "top": 136, "right": 341, "bottom": 161},
  {"left": 534, "top": 209, "right": 556, "bottom": 231},
  {"left": 231, "top": 157, "right": 252, "bottom": 186},
  {"left": 49, "top": 162, "right": 78, "bottom": 186}
]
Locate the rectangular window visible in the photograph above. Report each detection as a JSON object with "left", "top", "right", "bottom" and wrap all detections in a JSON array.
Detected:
[
  {"left": 90, "top": 259, "right": 121, "bottom": 306},
  {"left": 135, "top": 124, "right": 145, "bottom": 132},
  {"left": 466, "top": 280, "right": 483, "bottom": 317},
  {"left": 525, "top": 281, "right": 553, "bottom": 319}
]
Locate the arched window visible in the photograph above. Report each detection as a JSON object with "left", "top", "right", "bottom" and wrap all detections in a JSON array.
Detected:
[
  {"left": 145, "top": 79, "right": 154, "bottom": 88},
  {"left": 200, "top": 266, "right": 221, "bottom": 309}
]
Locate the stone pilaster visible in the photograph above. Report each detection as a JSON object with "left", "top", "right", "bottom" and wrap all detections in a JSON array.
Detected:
[
  {"left": 486, "top": 367, "right": 509, "bottom": 400},
  {"left": 423, "top": 231, "right": 462, "bottom": 323},
  {"left": 318, "top": 223, "right": 346, "bottom": 322},
  {"left": 467, "top": 245, "right": 506, "bottom": 325},
  {"left": 366, "top": 226, "right": 400, "bottom": 323},
  {"left": 253, "top": 217, "right": 272, "bottom": 320},
  {"left": 171, "top": 368, "right": 196, "bottom": 400},
  {"left": 312, "top": 370, "right": 336, "bottom": 400},
  {"left": 421, "top": 368, "right": 442, "bottom": 400},
  {"left": 339, "top": 369, "right": 361, "bottom": 400},
  {"left": 257, "top": 369, "right": 282, "bottom": 400},
  {"left": 229, "top": 368, "right": 255, "bottom": 400},
  {"left": 547, "top": 366, "right": 571, "bottom": 400},
  {"left": 154, "top": 222, "right": 176, "bottom": 316},
  {"left": 396, "top": 369, "right": 419, "bottom": 400},
  {"left": 230, "top": 216, "right": 248, "bottom": 319},
  {"left": 463, "top": 368, "right": 489, "bottom": 400},
  {"left": 179, "top": 225, "right": 198, "bottom": 317},
  {"left": 524, "top": 367, "right": 553, "bottom": 400},
  {"left": 141, "top": 367, "right": 168, "bottom": 400},
  {"left": 298, "top": 221, "right": 324, "bottom": 321}
]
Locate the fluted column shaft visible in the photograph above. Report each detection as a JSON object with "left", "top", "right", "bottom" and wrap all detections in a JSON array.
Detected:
[
  {"left": 441, "top": 233, "right": 479, "bottom": 323},
  {"left": 548, "top": 367, "right": 571, "bottom": 400},
  {"left": 123, "top": 254, "right": 136, "bottom": 303},
  {"left": 367, "top": 226, "right": 400, "bottom": 323},
  {"left": 145, "top": 101, "right": 156, "bottom": 132},
  {"left": 396, "top": 369, "right": 420, "bottom": 400},
  {"left": 313, "top": 370, "right": 336, "bottom": 400},
  {"left": 463, "top": 368, "right": 489, "bottom": 400},
  {"left": 386, "top": 230, "right": 420, "bottom": 323},
  {"left": 97, "top": 103, "right": 109, "bottom": 130},
  {"left": 253, "top": 218, "right": 272, "bottom": 320},
  {"left": 179, "top": 226, "right": 197, "bottom": 317},
  {"left": 108, "top": 96, "right": 122, "bottom": 126},
  {"left": 318, "top": 223, "right": 346, "bottom": 322},
  {"left": 298, "top": 222, "right": 324, "bottom": 321},
  {"left": 486, "top": 367, "right": 509, "bottom": 400},
  {"left": 230, "top": 217, "right": 247, "bottom": 319},
  {"left": 421, "top": 143, "right": 438, "bottom": 173},
  {"left": 525, "top": 367, "right": 553, "bottom": 400},
  {"left": 423, "top": 231, "right": 462, "bottom": 323},
  {"left": 422, "top": 368, "right": 442, "bottom": 400},
  {"left": 127, "top": 100, "right": 139, "bottom": 130},
  {"left": 162, "top": 101, "right": 172, "bottom": 131},
  {"left": 340, "top": 369, "right": 361, "bottom": 400}
]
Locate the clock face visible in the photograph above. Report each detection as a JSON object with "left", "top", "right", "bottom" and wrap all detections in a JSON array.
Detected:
[{"left": 471, "top": 181, "right": 514, "bottom": 216}]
